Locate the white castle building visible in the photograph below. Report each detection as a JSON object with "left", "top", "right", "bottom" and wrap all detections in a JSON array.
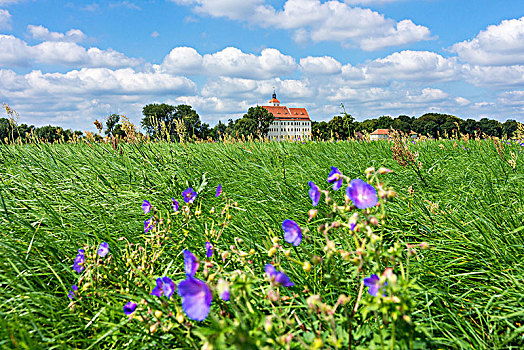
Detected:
[{"left": 262, "top": 92, "right": 312, "bottom": 141}]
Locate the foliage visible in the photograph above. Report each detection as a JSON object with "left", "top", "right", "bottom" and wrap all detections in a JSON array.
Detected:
[
  {"left": 234, "top": 106, "right": 274, "bottom": 138},
  {"left": 1, "top": 139, "right": 524, "bottom": 349}
]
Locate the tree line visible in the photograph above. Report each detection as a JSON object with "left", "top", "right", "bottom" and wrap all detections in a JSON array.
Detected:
[{"left": 0, "top": 102, "right": 521, "bottom": 143}]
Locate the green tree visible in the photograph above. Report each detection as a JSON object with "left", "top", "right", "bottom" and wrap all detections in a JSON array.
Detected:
[
  {"left": 502, "top": 119, "right": 518, "bottom": 138},
  {"left": 234, "top": 106, "right": 274, "bottom": 138},
  {"left": 105, "top": 114, "right": 123, "bottom": 137},
  {"left": 141, "top": 103, "right": 177, "bottom": 137}
]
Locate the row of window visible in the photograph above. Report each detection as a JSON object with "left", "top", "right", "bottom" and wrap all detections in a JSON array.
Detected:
[
  {"left": 274, "top": 121, "right": 309, "bottom": 126},
  {"left": 269, "top": 128, "right": 310, "bottom": 133}
]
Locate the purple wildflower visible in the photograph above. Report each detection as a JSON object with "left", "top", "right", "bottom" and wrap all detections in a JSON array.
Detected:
[
  {"left": 171, "top": 197, "right": 179, "bottom": 212},
  {"left": 68, "top": 290, "right": 75, "bottom": 299},
  {"left": 265, "top": 264, "right": 294, "bottom": 287},
  {"left": 142, "top": 200, "right": 151, "bottom": 214},
  {"left": 308, "top": 181, "right": 320, "bottom": 207},
  {"left": 217, "top": 278, "right": 230, "bottom": 301},
  {"left": 150, "top": 277, "right": 176, "bottom": 299},
  {"left": 205, "top": 242, "right": 213, "bottom": 259},
  {"left": 364, "top": 274, "right": 387, "bottom": 297},
  {"left": 178, "top": 276, "right": 212, "bottom": 321},
  {"left": 183, "top": 249, "right": 199, "bottom": 277},
  {"left": 345, "top": 179, "right": 378, "bottom": 209},
  {"left": 144, "top": 217, "right": 154, "bottom": 233},
  {"left": 97, "top": 242, "right": 109, "bottom": 258},
  {"left": 183, "top": 187, "right": 197, "bottom": 204},
  {"left": 216, "top": 184, "right": 222, "bottom": 197},
  {"left": 327, "top": 166, "right": 343, "bottom": 191},
  {"left": 282, "top": 219, "right": 302, "bottom": 246},
  {"left": 73, "top": 249, "right": 85, "bottom": 273},
  {"left": 123, "top": 301, "right": 137, "bottom": 315},
  {"left": 72, "top": 284, "right": 78, "bottom": 291}
]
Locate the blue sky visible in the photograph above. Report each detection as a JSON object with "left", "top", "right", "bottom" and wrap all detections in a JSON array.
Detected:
[{"left": 1, "top": 0, "right": 524, "bottom": 131}]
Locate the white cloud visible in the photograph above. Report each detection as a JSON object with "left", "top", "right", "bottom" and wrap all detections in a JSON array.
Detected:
[
  {"left": 27, "top": 25, "right": 87, "bottom": 42},
  {"left": 151, "top": 31, "right": 159, "bottom": 38},
  {"left": 455, "top": 97, "right": 470, "bottom": 106},
  {"left": 366, "top": 50, "right": 461, "bottom": 82},
  {"left": 452, "top": 17, "right": 524, "bottom": 66},
  {"left": 0, "top": 0, "right": 24, "bottom": 4},
  {"left": 0, "top": 33, "right": 141, "bottom": 68},
  {"left": 173, "top": 0, "right": 432, "bottom": 50},
  {"left": 172, "top": 0, "right": 265, "bottom": 21},
  {"left": 463, "top": 65, "right": 524, "bottom": 88},
  {"left": 343, "top": 0, "right": 401, "bottom": 4},
  {"left": 300, "top": 56, "right": 342, "bottom": 75},
  {"left": 0, "top": 8, "right": 11, "bottom": 30},
  {"left": 158, "top": 46, "right": 296, "bottom": 79}
]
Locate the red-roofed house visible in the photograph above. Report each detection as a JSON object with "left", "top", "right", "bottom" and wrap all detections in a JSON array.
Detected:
[
  {"left": 370, "top": 129, "right": 391, "bottom": 140},
  {"left": 262, "top": 91, "right": 311, "bottom": 141}
]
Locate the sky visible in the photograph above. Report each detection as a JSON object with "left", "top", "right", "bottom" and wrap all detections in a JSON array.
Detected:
[{"left": 1, "top": 0, "right": 524, "bottom": 132}]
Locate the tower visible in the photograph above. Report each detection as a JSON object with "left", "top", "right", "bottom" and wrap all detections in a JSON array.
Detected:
[{"left": 268, "top": 90, "right": 280, "bottom": 106}]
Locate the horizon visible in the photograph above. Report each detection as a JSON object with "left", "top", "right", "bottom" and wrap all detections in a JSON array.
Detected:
[{"left": 1, "top": 0, "right": 524, "bottom": 132}]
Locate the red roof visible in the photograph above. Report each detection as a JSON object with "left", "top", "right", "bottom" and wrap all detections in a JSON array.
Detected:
[
  {"left": 371, "top": 129, "right": 390, "bottom": 135},
  {"left": 269, "top": 97, "right": 280, "bottom": 104},
  {"left": 262, "top": 105, "right": 311, "bottom": 120}
]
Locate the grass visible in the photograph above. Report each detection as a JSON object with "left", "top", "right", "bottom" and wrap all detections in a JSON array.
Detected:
[{"left": 0, "top": 139, "right": 523, "bottom": 349}]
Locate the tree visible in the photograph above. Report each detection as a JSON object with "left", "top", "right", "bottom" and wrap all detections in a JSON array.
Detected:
[
  {"left": 312, "top": 121, "right": 330, "bottom": 140},
  {"left": 141, "top": 103, "right": 177, "bottom": 137},
  {"left": 502, "top": 119, "right": 518, "bottom": 138},
  {"left": 105, "top": 114, "right": 121, "bottom": 137},
  {"left": 141, "top": 104, "right": 202, "bottom": 141},
  {"left": 234, "top": 106, "right": 274, "bottom": 138}
]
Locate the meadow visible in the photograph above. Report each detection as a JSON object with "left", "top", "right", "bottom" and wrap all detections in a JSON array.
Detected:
[{"left": 0, "top": 138, "right": 523, "bottom": 349}]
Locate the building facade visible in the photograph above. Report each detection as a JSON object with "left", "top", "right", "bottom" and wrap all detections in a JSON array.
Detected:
[{"left": 262, "top": 92, "right": 311, "bottom": 141}]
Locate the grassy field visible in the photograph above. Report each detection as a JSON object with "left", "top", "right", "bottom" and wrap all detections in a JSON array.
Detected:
[{"left": 0, "top": 139, "right": 523, "bottom": 349}]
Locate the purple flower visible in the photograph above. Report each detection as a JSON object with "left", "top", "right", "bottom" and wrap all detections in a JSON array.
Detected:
[
  {"left": 327, "top": 166, "right": 343, "bottom": 191},
  {"left": 205, "top": 242, "right": 213, "bottom": 259},
  {"left": 265, "top": 264, "right": 294, "bottom": 287},
  {"left": 142, "top": 200, "right": 151, "bottom": 214},
  {"left": 216, "top": 184, "right": 222, "bottom": 197},
  {"left": 183, "top": 249, "right": 199, "bottom": 277},
  {"left": 178, "top": 276, "right": 212, "bottom": 321},
  {"left": 217, "top": 278, "right": 230, "bottom": 301},
  {"left": 183, "top": 187, "right": 197, "bottom": 204},
  {"left": 73, "top": 249, "right": 85, "bottom": 273},
  {"left": 345, "top": 179, "right": 378, "bottom": 209},
  {"left": 144, "top": 217, "right": 154, "bottom": 233},
  {"left": 171, "top": 197, "right": 179, "bottom": 212},
  {"left": 97, "top": 242, "right": 109, "bottom": 257},
  {"left": 67, "top": 284, "right": 78, "bottom": 299},
  {"left": 151, "top": 277, "right": 176, "bottom": 299},
  {"left": 123, "top": 301, "right": 137, "bottom": 315},
  {"left": 282, "top": 219, "right": 302, "bottom": 246},
  {"left": 364, "top": 274, "right": 386, "bottom": 297},
  {"left": 308, "top": 181, "right": 320, "bottom": 207}
]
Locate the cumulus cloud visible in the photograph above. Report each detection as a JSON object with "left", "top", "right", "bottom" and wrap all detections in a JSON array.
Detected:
[
  {"left": 0, "top": 33, "right": 141, "bottom": 68},
  {"left": 300, "top": 56, "right": 342, "bottom": 75},
  {"left": 452, "top": 17, "right": 524, "bottom": 66},
  {"left": 173, "top": 0, "right": 432, "bottom": 50},
  {"left": 27, "top": 25, "right": 87, "bottom": 42},
  {"left": 463, "top": 64, "right": 524, "bottom": 88},
  {"left": 0, "top": 8, "right": 11, "bottom": 30},
  {"left": 158, "top": 46, "right": 296, "bottom": 79},
  {"left": 366, "top": 50, "right": 461, "bottom": 82}
]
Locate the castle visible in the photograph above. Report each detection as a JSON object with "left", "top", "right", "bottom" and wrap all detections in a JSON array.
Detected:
[{"left": 261, "top": 92, "right": 312, "bottom": 141}]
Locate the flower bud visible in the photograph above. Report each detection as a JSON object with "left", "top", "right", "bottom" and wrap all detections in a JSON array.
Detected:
[
  {"left": 221, "top": 251, "right": 229, "bottom": 261},
  {"left": 308, "top": 209, "right": 318, "bottom": 221},
  {"left": 249, "top": 249, "right": 255, "bottom": 255},
  {"left": 149, "top": 323, "right": 158, "bottom": 334},
  {"left": 271, "top": 236, "right": 279, "bottom": 244},
  {"left": 337, "top": 294, "right": 349, "bottom": 305},
  {"left": 378, "top": 167, "right": 393, "bottom": 174},
  {"left": 135, "top": 315, "right": 144, "bottom": 322},
  {"left": 154, "top": 310, "right": 163, "bottom": 319},
  {"left": 331, "top": 221, "right": 341, "bottom": 228},
  {"left": 303, "top": 261, "right": 312, "bottom": 272},
  {"left": 210, "top": 207, "right": 215, "bottom": 214},
  {"left": 365, "top": 166, "right": 375, "bottom": 174},
  {"left": 311, "top": 255, "right": 323, "bottom": 265},
  {"left": 283, "top": 249, "right": 291, "bottom": 257},
  {"left": 176, "top": 314, "right": 184, "bottom": 323},
  {"left": 340, "top": 250, "right": 350, "bottom": 261},
  {"left": 268, "top": 246, "right": 278, "bottom": 257},
  {"left": 369, "top": 217, "right": 379, "bottom": 226},
  {"left": 420, "top": 242, "right": 429, "bottom": 249}
]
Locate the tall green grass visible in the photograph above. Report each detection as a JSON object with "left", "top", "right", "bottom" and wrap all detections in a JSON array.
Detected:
[{"left": 0, "top": 139, "right": 523, "bottom": 349}]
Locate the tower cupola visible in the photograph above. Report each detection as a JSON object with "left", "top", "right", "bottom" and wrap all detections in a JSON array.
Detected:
[{"left": 268, "top": 90, "right": 280, "bottom": 106}]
